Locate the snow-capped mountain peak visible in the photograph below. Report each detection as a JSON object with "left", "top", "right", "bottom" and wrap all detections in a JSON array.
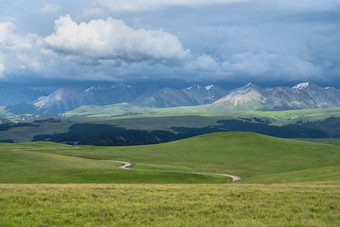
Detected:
[
  {"left": 205, "top": 85, "right": 214, "bottom": 91},
  {"left": 187, "top": 84, "right": 200, "bottom": 90},
  {"left": 293, "top": 82, "right": 310, "bottom": 90}
]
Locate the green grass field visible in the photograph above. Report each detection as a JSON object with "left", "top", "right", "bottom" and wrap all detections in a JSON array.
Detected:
[
  {"left": 0, "top": 183, "right": 339, "bottom": 226},
  {"left": 2, "top": 106, "right": 340, "bottom": 143},
  {"left": 63, "top": 103, "right": 340, "bottom": 126},
  {"left": 297, "top": 138, "right": 340, "bottom": 146},
  {"left": 1, "top": 132, "right": 339, "bottom": 183},
  {"left": 0, "top": 143, "right": 228, "bottom": 184},
  {"left": 1, "top": 132, "right": 340, "bottom": 226}
]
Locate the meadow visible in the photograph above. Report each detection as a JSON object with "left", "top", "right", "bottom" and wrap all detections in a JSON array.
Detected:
[
  {"left": 2, "top": 106, "right": 340, "bottom": 144},
  {"left": 0, "top": 183, "right": 339, "bottom": 226},
  {"left": 63, "top": 104, "right": 340, "bottom": 126},
  {"left": 1, "top": 131, "right": 339, "bottom": 225},
  {"left": 1, "top": 132, "right": 339, "bottom": 184}
]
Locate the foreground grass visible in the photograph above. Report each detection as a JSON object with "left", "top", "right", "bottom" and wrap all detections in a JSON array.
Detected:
[{"left": 0, "top": 183, "right": 339, "bottom": 226}]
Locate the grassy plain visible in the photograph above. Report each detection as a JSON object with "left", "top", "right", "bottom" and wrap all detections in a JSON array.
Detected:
[
  {"left": 297, "top": 138, "right": 340, "bottom": 146},
  {"left": 0, "top": 183, "right": 339, "bottom": 226},
  {"left": 1, "top": 132, "right": 339, "bottom": 183},
  {"left": 2, "top": 107, "right": 340, "bottom": 143},
  {"left": 63, "top": 103, "right": 340, "bottom": 126},
  {"left": 0, "top": 141, "right": 228, "bottom": 184},
  {"left": 1, "top": 132, "right": 340, "bottom": 226}
]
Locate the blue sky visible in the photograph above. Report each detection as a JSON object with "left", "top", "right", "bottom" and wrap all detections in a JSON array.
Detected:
[{"left": 0, "top": 0, "right": 340, "bottom": 86}]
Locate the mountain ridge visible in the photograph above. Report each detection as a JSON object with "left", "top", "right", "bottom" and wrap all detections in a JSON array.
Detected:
[
  {"left": 211, "top": 82, "right": 340, "bottom": 111},
  {"left": 3, "top": 82, "right": 340, "bottom": 114}
]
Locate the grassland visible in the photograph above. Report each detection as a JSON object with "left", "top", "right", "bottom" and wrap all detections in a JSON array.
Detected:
[
  {"left": 1, "top": 132, "right": 339, "bottom": 184},
  {"left": 297, "top": 138, "right": 340, "bottom": 146},
  {"left": 63, "top": 103, "right": 340, "bottom": 126},
  {"left": 0, "top": 183, "right": 339, "bottom": 226},
  {"left": 0, "top": 142, "right": 228, "bottom": 184},
  {"left": 1, "top": 132, "right": 340, "bottom": 226},
  {"left": 2, "top": 106, "right": 340, "bottom": 143}
]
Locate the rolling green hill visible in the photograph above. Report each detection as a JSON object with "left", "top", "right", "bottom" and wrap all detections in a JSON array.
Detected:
[
  {"left": 297, "top": 138, "right": 340, "bottom": 146},
  {"left": 1, "top": 132, "right": 339, "bottom": 184},
  {"left": 1, "top": 132, "right": 339, "bottom": 226},
  {"left": 63, "top": 103, "right": 340, "bottom": 126},
  {"left": 0, "top": 141, "right": 228, "bottom": 184}
]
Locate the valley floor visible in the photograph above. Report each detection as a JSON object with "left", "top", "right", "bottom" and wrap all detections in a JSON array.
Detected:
[{"left": 0, "top": 183, "right": 339, "bottom": 226}]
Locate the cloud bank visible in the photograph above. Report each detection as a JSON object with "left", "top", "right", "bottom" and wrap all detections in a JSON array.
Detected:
[
  {"left": 0, "top": 0, "right": 339, "bottom": 84},
  {"left": 45, "top": 15, "right": 190, "bottom": 65},
  {"left": 0, "top": 16, "right": 328, "bottom": 82},
  {"left": 221, "top": 51, "right": 323, "bottom": 80}
]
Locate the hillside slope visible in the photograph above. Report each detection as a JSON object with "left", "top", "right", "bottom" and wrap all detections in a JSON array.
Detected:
[{"left": 20, "top": 132, "right": 340, "bottom": 183}]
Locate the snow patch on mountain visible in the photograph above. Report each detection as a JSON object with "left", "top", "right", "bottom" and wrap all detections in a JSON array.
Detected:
[{"left": 293, "top": 82, "right": 310, "bottom": 90}]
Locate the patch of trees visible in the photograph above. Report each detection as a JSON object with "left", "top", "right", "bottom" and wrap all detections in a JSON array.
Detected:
[
  {"left": 0, "top": 139, "right": 13, "bottom": 143},
  {"left": 173, "top": 120, "right": 328, "bottom": 139},
  {"left": 0, "top": 123, "right": 39, "bottom": 131},
  {"left": 33, "top": 123, "right": 186, "bottom": 145},
  {"left": 32, "top": 118, "right": 333, "bottom": 146},
  {"left": 33, "top": 118, "right": 61, "bottom": 123},
  {"left": 292, "top": 117, "right": 340, "bottom": 138}
]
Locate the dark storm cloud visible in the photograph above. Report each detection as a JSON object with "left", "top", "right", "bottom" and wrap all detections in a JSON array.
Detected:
[{"left": 0, "top": 0, "right": 339, "bottom": 86}]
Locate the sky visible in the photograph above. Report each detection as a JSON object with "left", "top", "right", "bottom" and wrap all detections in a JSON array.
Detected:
[{"left": 0, "top": 0, "right": 340, "bottom": 87}]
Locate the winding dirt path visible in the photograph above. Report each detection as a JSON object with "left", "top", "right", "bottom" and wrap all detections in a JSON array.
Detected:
[
  {"left": 105, "top": 160, "right": 241, "bottom": 182},
  {"left": 103, "top": 160, "right": 132, "bottom": 169},
  {"left": 213, "top": 173, "right": 241, "bottom": 181}
]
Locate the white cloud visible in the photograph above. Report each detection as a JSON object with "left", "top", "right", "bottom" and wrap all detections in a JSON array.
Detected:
[
  {"left": 45, "top": 15, "right": 190, "bottom": 64},
  {"left": 95, "top": 0, "right": 244, "bottom": 12},
  {"left": 40, "top": 4, "right": 61, "bottom": 14},
  {"left": 0, "top": 20, "right": 49, "bottom": 76},
  {"left": 0, "top": 63, "right": 4, "bottom": 77},
  {"left": 221, "top": 51, "right": 323, "bottom": 79},
  {"left": 222, "top": 51, "right": 275, "bottom": 75},
  {"left": 0, "top": 21, "right": 15, "bottom": 45},
  {"left": 188, "top": 54, "right": 219, "bottom": 71},
  {"left": 0, "top": 16, "right": 327, "bottom": 82}
]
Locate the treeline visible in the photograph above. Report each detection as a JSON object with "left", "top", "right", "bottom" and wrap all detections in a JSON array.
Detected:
[
  {"left": 33, "top": 123, "right": 185, "bottom": 145},
  {"left": 32, "top": 118, "right": 333, "bottom": 145},
  {"left": 0, "top": 123, "right": 39, "bottom": 131},
  {"left": 295, "top": 117, "right": 340, "bottom": 138},
  {"left": 172, "top": 120, "right": 328, "bottom": 139}
]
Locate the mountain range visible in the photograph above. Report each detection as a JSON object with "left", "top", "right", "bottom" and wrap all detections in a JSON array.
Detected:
[
  {"left": 3, "top": 82, "right": 340, "bottom": 115},
  {"left": 211, "top": 82, "right": 340, "bottom": 111}
]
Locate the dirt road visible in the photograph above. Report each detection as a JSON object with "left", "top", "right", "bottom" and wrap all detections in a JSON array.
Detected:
[{"left": 107, "top": 160, "right": 241, "bottom": 181}]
